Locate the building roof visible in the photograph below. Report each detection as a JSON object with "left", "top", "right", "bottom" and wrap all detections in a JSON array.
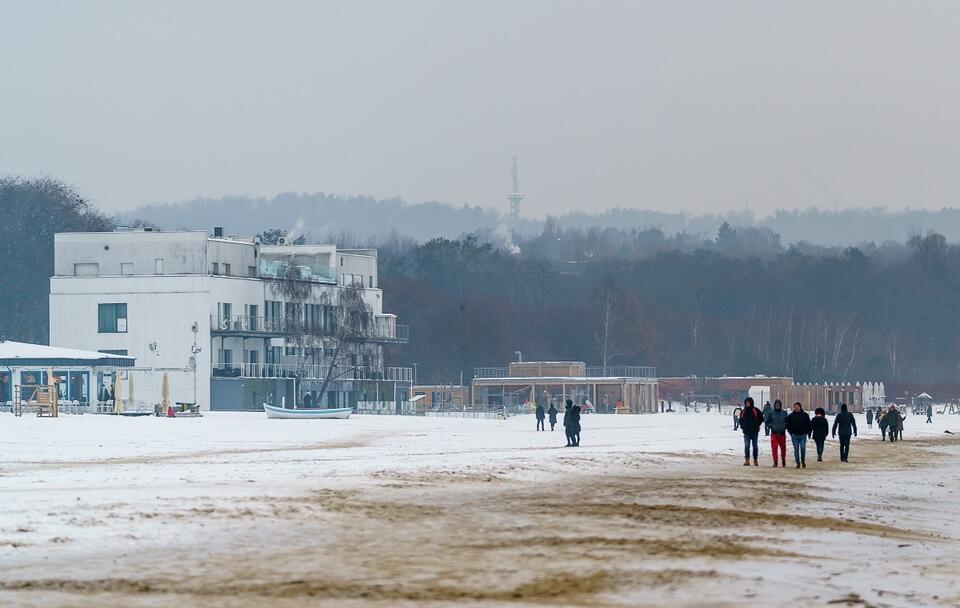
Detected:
[
  {"left": 0, "top": 341, "right": 135, "bottom": 367},
  {"left": 472, "top": 375, "right": 656, "bottom": 384}
]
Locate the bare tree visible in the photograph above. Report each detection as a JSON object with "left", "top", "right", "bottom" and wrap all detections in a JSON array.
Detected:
[
  {"left": 591, "top": 287, "right": 624, "bottom": 373},
  {"left": 271, "top": 263, "right": 372, "bottom": 407},
  {"left": 887, "top": 329, "right": 901, "bottom": 379}
]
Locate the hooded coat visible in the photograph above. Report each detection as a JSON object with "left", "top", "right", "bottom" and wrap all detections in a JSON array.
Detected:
[
  {"left": 738, "top": 405, "right": 764, "bottom": 435},
  {"left": 764, "top": 407, "right": 788, "bottom": 434},
  {"left": 547, "top": 405, "right": 558, "bottom": 424},
  {"left": 568, "top": 406, "right": 582, "bottom": 434},
  {"left": 833, "top": 409, "right": 858, "bottom": 437}
]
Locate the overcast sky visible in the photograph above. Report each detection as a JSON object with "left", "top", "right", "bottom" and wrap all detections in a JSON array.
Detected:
[{"left": 2, "top": 1, "right": 959, "bottom": 216}]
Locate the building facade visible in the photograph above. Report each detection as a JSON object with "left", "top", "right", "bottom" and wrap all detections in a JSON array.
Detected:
[
  {"left": 50, "top": 229, "right": 410, "bottom": 410},
  {"left": 471, "top": 361, "right": 659, "bottom": 413}
]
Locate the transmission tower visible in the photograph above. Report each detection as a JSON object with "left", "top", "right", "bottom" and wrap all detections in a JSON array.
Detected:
[{"left": 506, "top": 156, "right": 524, "bottom": 220}]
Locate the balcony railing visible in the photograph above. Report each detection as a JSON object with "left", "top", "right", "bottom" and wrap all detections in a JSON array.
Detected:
[
  {"left": 586, "top": 366, "right": 657, "bottom": 379},
  {"left": 211, "top": 315, "right": 409, "bottom": 343},
  {"left": 473, "top": 366, "right": 657, "bottom": 379},
  {"left": 212, "top": 315, "right": 292, "bottom": 334},
  {"left": 213, "top": 362, "right": 414, "bottom": 382},
  {"left": 474, "top": 367, "right": 509, "bottom": 378}
]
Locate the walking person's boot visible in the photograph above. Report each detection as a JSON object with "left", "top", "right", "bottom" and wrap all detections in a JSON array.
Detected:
[
  {"left": 743, "top": 458, "right": 750, "bottom": 466},
  {"left": 753, "top": 458, "right": 759, "bottom": 466},
  {"left": 781, "top": 457, "right": 786, "bottom": 468},
  {"left": 801, "top": 460, "right": 806, "bottom": 469},
  {"left": 795, "top": 462, "right": 801, "bottom": 469}
]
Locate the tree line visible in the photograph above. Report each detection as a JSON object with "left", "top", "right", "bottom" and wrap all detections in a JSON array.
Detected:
[
  {"left": 374, "top": 225, "right": 960, "bottom": 393},
  {"left": 4, "top": 176, "right": 959, "bottom": 396}
]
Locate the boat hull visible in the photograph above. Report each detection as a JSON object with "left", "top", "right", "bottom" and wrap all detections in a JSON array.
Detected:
[{"left": 263, "top": 403, "right": 352, "bottom": 419}]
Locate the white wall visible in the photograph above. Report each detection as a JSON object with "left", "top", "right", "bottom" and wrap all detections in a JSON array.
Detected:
[
  {"left": 50, "top": 275, "right": 212, "bottom": 409},
  {"left": 54, "top": 231, "right": 209, "bottom": 276}
]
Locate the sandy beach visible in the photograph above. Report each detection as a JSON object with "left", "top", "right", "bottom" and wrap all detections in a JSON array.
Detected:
[{"left": 1, "top": 412, "right": 958, "bottom": 607}]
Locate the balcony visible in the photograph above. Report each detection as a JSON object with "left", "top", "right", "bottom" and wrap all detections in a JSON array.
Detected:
[
  {"left": 212, "top": 362, "right": 414, "bottom": 382},
  {"left": 211, "top": 315, "right": 292, "bottom": 336},
  {"left": 210, "top": 315, "right": 409, "bottom": 344}
]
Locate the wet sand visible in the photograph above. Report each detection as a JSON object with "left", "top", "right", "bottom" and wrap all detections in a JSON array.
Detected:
[{"left": 2, "top": 420, "right": 958, "bottom": 607}]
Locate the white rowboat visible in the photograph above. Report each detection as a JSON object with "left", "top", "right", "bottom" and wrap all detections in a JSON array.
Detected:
[{"left": 263, "top": 403, "right": 352, "bottom": 419}]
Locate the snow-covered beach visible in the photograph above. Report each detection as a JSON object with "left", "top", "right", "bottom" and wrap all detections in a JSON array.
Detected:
[{"left": 1, "top": 411, "right": 958, "bottom": 607}]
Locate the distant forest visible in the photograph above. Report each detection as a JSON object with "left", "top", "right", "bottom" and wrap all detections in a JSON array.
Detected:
[
  {"left": 5, "top": 177, "right": 960, "bottom": 396},
  {"left": 123, "top": 191, "right": 960, "bottom": 247}
]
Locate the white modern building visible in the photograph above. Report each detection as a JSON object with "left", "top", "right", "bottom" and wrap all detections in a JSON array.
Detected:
[{"left": 50, "top": 228, "right": 411, "bottom": 411}]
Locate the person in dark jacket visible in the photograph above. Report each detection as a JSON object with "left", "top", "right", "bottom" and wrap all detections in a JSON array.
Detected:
[
  {"left": 569, "top": 404, "right": 582, "bottom": 446},
  {"left": 562, "top": 400, "right": 574, "bottom": 446},
  {"left": 926, "top": 403, "right": 933, "bottom": 424},
  {"left": 831, "top": 403, "right": 858, "bottom": 462},
  {"left": 762, "top": 401, "right": 773, "bottom": 436},
  {"left": 786, "top": 402, "right": 812, "bottom": 468},
  {"left": 547, "top": 403, "right": 558, "bottom": 431},
  {"left": 885, "top": 406, "right": 901, "bottom": 442},
  {"left": 879, "top": 409, "right": 889, "bottom": 441},
  {"left": 535, "top": 402, "right": 545, "bottom": 431},
  {"left": 810, "top": 407, "right": 829, "bottom": 462},
  {"left": 764, "top": 400, "right": 788, "bottom": 467},
  {"left": 866, "top": 408, "right": 874, "bottom": 429},
  {"left": 738, "top": 397, "right": 763, "bottom": 466}
]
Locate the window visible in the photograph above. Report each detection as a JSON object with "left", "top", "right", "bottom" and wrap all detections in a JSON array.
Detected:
[
  {"left": 223, "top": 263, "right": 231, "bottom": 276},
  {"left": 246, "top": 304, "right": 258, "bottom": 331},
  {"left": 121, "top": 263, "right": 133, "bottom": 276},
  {"left": 74, "top": 263, "right": 99, "bottom": 277},
  {"left": 212, "top": 262, "right": 219, "bottom": 275},
  {"left": 369, "top": 275, "right": 374, "bottom": 288},
  {"left": 98, "top": 349, "right": 129, "bottom": 356},
  {"left": 305, "top": 303, "right": 321, "bottom": 332},
  {"left": 248, "top": 265, "right": 257, "bottom": 278},
  {"left": 218, "top": 303, "right": 232, "bottom": 327},
  {"left": 98, "top": 303, "right": 128, "bottom": 333},
  {"left": 155, "top": 258, "right": 164, "bottom": 274},
  {"left": 340, "top": 257, "right": 344, "bottom": 266}
]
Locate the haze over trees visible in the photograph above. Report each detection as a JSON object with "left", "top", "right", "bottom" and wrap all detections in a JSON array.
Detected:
[
  {"left": 4, "top": 175, "right": 960, "bottom": 395},
  {"left": 122, "top": 191, "right": 960, "bottom": 246}
]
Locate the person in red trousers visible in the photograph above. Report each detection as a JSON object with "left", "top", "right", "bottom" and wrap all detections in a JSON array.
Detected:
[{"left": 764, "top": 399, "right": 788, "bottom": 467}]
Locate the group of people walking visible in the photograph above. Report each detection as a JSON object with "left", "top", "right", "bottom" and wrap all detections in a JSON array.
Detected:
[
  {"left": 865, "top": 405, "right": 908, "bottom": 442},
  {"left": 739, "top": 397, "right": 859, "bottom": 468},
  {"left": 534, "top": 399, "right": 581, "bottom": 446}
]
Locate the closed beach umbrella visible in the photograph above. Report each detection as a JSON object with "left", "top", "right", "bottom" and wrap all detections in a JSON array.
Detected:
[
  {"left": 161, "top": 372, "right": 170, "bottom": 410},
  {"left": 114, "top": 371, "right": 123, "bottom": 413}
]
